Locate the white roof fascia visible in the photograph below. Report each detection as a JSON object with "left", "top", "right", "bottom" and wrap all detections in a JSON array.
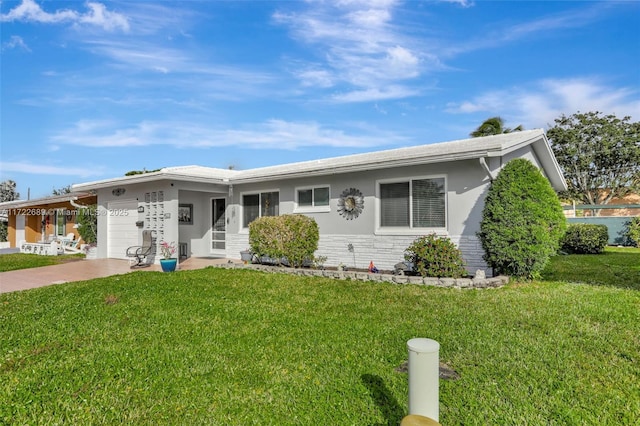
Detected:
[
  {"left": 229, "top": 130, "right": 545, "bottom": 184},
  {"left": 0, "top": 193, "right": 94, "bottom": 209},
  {"left": 72, "top": 166, "right": 234, "bottom": 192},
  {"left": 70, "top": 129, "right": 567, "bottom": 191},
  {"left": 531, "top": 134, "right": 568, "bottom": 192}
]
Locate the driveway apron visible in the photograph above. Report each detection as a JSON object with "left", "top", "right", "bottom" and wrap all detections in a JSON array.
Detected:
[{"left": 0, "top": 258, "right": 237, "bottom": 294}]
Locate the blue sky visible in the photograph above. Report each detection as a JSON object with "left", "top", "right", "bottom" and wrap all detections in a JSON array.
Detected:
[{"left": 1, "top": 0, "right": 639, "bottom": 199}]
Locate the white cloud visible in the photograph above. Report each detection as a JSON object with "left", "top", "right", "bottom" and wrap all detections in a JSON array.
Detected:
[
  {"left": 82, "top": 39, "right": 275, "bottom": 94},
  {"left": 331, "top": 85, "right": 419, "bottom": 103},
  {"left": 441, "top": 3, "right": 610, "bottom": 57},
  {"left": 51, "top": 119, "right": 407, "bottom": 150},
  {"left": 445, "top": 77, "right": 640, "bottom": 129},
  {"left": 347, "top": 8, "right": 391, "bottom": 27},
  {"left": 0, "top": 161, "right": 105, "bottom": 177},
  {"left": 273, "top": 0, "right": 426, "bottom": 102},
  {"left": 0, "top": 0, "right": 129, "bottom": 32},
  {"left": 0, "top": 0, "right": 76, "bottom": 23},
  {"left": 294, "top": 68, "right": 335, "bottom": 88},
  {"left": 438, "top": 0, "right": 474, "bottom": 8},
  {"left": 77, "top": 2, "right": 130, "bottom": 32},
  {"left": 84, "top": 40, "right": 190, "bottom": 73},
  {"left": 2, "top": 35, "right": 31, "bottom": 52}
]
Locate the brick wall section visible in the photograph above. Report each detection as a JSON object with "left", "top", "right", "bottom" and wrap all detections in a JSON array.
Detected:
[{"left": 227, "top": 233, "right": 490, "bottom": 276}]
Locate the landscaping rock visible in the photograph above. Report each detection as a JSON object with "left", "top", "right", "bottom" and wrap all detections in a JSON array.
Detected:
[{"left": 208, "top": 263, "right": 508, "bottom": 289}]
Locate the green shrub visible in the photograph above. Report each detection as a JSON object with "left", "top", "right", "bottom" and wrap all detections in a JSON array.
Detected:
[
  {"left": 478, "top": 159, "right": 567, "bottom": 278},
  {"left": 561, "top": 224, "right": 608, "bottom": 254},
  {"left": 404, "top": 234, "right": 467, "bottom": 278},
  {"left": 77, "top": 204, "right": 97, "bottom": 244},
  {"left": 249, "top": 214, "right": 319, "bottom": 268},
  {"left": 624, "top": 217, "right": 640, "bottom": 247}
]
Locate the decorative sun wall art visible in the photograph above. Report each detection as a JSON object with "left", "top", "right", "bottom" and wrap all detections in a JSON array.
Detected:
[{"left": 337, "top": 187, "right": 364, "bottom": 220}]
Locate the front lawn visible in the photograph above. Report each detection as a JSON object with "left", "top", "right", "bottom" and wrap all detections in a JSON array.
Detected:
[
  {"left": 541, "top": 246, "right": 640, "bottom": 290},
  {"left": 0, "top": 253, "right": 85, "bottom": 272},
  {"left": 1, "top": 257, "right": 639, "bottom": 424}
]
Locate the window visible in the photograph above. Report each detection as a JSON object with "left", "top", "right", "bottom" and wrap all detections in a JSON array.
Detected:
[
  {"left": 242, "top": 191, "right": 279, "bottom": 227},
  {"left": 379, "top": 177, "right": 445, "bottom": 228},
  {"left": 55, "top": 210, "right": 66, "bottom": 236},
  {"left": 296, "top": 186, "right": 330, "bottom": 209}
]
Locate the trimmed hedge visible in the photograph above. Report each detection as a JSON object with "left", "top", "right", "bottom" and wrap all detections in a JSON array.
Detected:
[
  {"left": 404, "top": 234, "right": 467, "bottom": 278},
  {"left": 478, "top": 159, "right": 566, "bottom": 278},
  {"left": 249, "top": 214, "right": 319, "bottom": 268},
  {"left": 561, "top": 224, "right": 609, "bottom": 254}
]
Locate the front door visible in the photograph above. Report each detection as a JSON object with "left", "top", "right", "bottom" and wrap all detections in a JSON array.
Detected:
[{"left": 211, "top": 198, "right": 226, "bottom": 255}]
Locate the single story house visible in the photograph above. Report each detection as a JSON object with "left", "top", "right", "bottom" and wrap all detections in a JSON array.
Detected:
[
  {"left": 0, "top": 193, "right": 97, "bottom": 249},
  {"left": 71, "top": 129, "right": 567, "bottom": 274}
]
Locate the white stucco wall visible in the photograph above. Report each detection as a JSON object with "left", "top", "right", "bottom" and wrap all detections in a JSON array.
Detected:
[
  {"left": 93, "top": 145, "right": 549, "bottom": 274},
  {"left": 225, "top": 157, "right": 497, "bottom": 273},
  {"left": 96, "top": 181, "right": 178, "bottom": 261}
]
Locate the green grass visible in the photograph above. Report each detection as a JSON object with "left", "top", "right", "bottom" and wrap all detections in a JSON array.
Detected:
[
  {"left": 0, "top": 253, "right": 85, "bottom": 272},
  {"left": 1, "top": 250, "right": 639, "bottom": 424},
  {"left": 541, "top": 247, "right": 640, "bottom": 290}
]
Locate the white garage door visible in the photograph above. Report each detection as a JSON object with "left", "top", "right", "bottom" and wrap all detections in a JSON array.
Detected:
[{"left": 107, "top": 200, "right": 139, "bottom": 259}]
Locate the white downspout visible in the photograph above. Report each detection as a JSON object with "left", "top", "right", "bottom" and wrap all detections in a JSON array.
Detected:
[
  {"left": 69, "top": 197, "right": 88, "bottom": 209},
  {"left": 479, "top": 157, "right": 496, "bottom": 181}
]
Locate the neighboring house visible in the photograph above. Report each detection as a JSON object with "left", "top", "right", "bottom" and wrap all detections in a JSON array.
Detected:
[
  {"left": 71, "top": 130, "right": 567, "bottom": 274},
  {"left": 0, "top": 193, "right": 97, "bottom": 248},
  {"left": 586, "top": 193, "right": 640, "bottom": 217},
  {"left": 563, "top": 193, "right": 640, "bottom": 218}
]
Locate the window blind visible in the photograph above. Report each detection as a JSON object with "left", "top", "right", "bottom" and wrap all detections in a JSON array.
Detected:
[
  {"left": 412, "top": 178, "right": 445, "bottom": 227},
  {"left": 380, "top": 182, "right": 410, "bottom": 226}
]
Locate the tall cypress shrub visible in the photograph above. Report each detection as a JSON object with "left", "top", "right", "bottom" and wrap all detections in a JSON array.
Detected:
[{"left": 478, "top": 159, "right": 566, "bottom": 278}]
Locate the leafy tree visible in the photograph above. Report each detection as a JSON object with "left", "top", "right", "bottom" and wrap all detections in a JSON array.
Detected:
[
  {"left": 547, "top": 111, "right": 640, "bottom": 210},
  {"left": 0, "top": 180, "right": 19, "bottom": 242},
  {"left": 0, "top": 180, "right": 19, "bottom": 202},
  {"left": 478, "top": 159, "right": 566, "bottom": 278},
  {"left": 52, "top": 185, "right": 72, "bottom": 195},
  {"left": 470, "top": 116, "right": 523, "bottom": 137},
  {"left": 125, "top": 168, "right": 162, "bottom": 176}
]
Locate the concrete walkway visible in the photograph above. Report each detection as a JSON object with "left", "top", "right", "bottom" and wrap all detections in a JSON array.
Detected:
[{"left": 0, "top": 257, "right": 239, "bottom": 294}]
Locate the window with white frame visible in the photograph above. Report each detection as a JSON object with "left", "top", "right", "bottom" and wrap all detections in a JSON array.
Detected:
[
  {"left": 242, "top": 191, "right": 279, "bottom": 227},
  {"left": 55, "top": 209, "right": 66, "bottom": 237},
  {"left": 295, "top": 186, "right": 330, "bottom": 210},
  {"left": 379, "top": 177, "right": 446, "bottom": 228}
]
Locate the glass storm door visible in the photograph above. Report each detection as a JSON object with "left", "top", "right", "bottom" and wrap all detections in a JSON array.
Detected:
[{"left": 211, "top": 198, "right": 226, "bottom": 254}]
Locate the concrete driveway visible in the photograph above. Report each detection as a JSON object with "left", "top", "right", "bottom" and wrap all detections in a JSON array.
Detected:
[{"left": 0, "top": 257, "right": 238, "bottom": 294}]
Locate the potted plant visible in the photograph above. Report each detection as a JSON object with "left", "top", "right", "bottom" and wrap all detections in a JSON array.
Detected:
[
  {"left": 81, "top": 243, "right": 98, "bottom": 260},
  {"left": 240, "top": 249, "right": 253, "bottom": 263},
  {"left": 159, "top": 240, "right": 178, "bottom": 272}
]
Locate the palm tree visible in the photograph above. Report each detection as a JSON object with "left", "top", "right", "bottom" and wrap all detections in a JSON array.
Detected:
[{"left": 470, "top": 116, "right": 523, "bottom": 137}]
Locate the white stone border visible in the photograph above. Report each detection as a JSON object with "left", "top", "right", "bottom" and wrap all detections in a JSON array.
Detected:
[{"left": 212, "top": 262, "right": 509, "bottom": 289}]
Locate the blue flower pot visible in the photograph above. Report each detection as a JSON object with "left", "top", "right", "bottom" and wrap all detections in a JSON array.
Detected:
[{"left": 160, "top": 258, "right": 177, "bottom": 272}]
